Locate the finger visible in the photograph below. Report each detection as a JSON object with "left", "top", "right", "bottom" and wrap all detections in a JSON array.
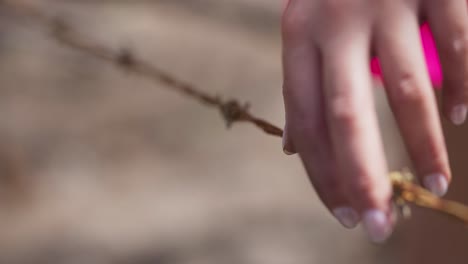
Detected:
[
  {"left": 374, "top": 2, "right": 451, "bottom": 197},
  {"left": 282, "top": 8, "right": 359, "bottom": 228},
  {"left": 425, "top": 0, "right": 468, "bottom": 126},
  {"left": 321, "top": 28, "right": 393, "bottom": 242}
]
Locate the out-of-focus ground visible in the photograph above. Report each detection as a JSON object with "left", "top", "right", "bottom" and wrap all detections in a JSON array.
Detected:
[{"left": 0, "top": 1, "right": 465, "bottom": 264}]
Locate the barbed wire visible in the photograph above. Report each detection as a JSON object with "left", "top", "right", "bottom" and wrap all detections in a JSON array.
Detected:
[
  {"left": 4, "top": 1, "right": 468, "bottom": 225},
  {"left": 5, "top": 1, "right": 283, "bottom": 137}
]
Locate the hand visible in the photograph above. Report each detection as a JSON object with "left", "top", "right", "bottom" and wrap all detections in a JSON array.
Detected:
[{"left": 281, "top": 0, "right": 468, "bottom": 242}]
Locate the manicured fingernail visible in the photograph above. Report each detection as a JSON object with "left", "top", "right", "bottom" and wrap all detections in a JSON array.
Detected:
[
  {"left": 423, "top": 173, "right": 448, "bottom": 197},
  {"left": 362, "top": 210, "right": 392, "bottom": 243},
  {"left": 450, "top": 104, "right": 467, "bottom": 126},
  {"left": 282, "top": 126, "right": 294, "bottom": 155},
  {"left": 333, "top": 207, "right": 359, "bottom": 229}
]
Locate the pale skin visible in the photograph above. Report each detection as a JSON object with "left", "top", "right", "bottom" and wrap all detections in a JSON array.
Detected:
[{"left": 281, "top": 0, "right": 468, "bottom": 242}]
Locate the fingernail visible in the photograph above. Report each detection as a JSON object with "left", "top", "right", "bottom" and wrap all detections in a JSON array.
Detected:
[
  {"left": 333, "top": 207, "right": 360, "bottom": 229},
  {"left": 450, "top": 104, "right": 467, "bottom": 126},
  {"left": 362, "top": 209, "right": 392, "bottom": 243},
  {"left": 423, "top": 173, "right": 448, "bottom": 197},
  {"left": 282, "top": 126, "right": 294, "bottom": 155}
]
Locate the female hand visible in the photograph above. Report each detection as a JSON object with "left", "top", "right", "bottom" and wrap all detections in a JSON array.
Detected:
[{"left": 281, "top": 0, "right": 468, "bottom": 242}]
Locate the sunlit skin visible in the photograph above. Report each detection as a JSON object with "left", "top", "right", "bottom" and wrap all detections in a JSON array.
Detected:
[{"left": 281, "top": 0, "right": 468, "bottom": 242}]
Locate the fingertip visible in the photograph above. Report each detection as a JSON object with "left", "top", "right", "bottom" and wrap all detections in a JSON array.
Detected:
[
  {"left": 333, "top": 206, "right": 360, "bottom": 229},
  {"left": 283, "top": 148, "right": 295, "bottom": 155},
  {"left": 362, "top": 209, "right": 394, "bottom": 243},
  {"left": 346, "top": 174, "right": 394, "bottom": 242},
  {"left": 449, "top": 104, "right": 467, "bottom": 126},
  {"left": 423, "top": 173, "right": 449, "bottom": 197},
  {"left": 282, "top": 125, "right": 297, "bottom": 155}
]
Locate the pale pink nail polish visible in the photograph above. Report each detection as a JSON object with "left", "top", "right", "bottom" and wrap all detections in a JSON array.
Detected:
[
  {"left": 362, "top": 210, "right": 392, "bottom": 243},
  {"left": 450, "top": 104, "right": 467, "bottom": 126},
  {"left": 423, "top": 173, "right": 448, "bottom": 197},
  {"left": 333, "top": 207, "right": 360, "bottom": 229}
]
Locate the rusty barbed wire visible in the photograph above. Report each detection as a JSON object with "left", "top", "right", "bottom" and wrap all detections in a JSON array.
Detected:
[
  {"left": 3, "top": 0, "right": 283, "bottom": 138},
  {"left": 4, "top": 1, "right": 468, "bottom": 225}
]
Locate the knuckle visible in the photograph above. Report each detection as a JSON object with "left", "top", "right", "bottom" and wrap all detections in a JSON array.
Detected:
[
  {"left": 437, "top": 23, "right": 468, "bottom": 63},
  {"left": 391, "top": 73, "right": 425, "bottom": 105},
  {"left": 446, "top": 26, "right": 468, "bottom": 62},
  {"left": 328, "top": 94, "right": 360, "bottom": 127},
  {"left": 452, "top": 33, "right": 468, "bottom": 56}
]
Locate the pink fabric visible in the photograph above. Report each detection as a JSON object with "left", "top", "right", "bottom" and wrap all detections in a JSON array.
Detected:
[{"left": 371, "top": 23, "right": 442, "bottom": 87}]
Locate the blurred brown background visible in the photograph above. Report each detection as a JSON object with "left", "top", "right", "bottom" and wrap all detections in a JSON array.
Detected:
[{"left": 0, "top": 1, "right": 465, "bottom": 264}]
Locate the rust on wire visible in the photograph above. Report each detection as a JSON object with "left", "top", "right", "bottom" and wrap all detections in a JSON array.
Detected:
[
  {"left": 4, "top": 1, "right": 468, "bottom": 225},
  {"left": 390, "top": 171, "right": 468, "bottom": 225}
]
